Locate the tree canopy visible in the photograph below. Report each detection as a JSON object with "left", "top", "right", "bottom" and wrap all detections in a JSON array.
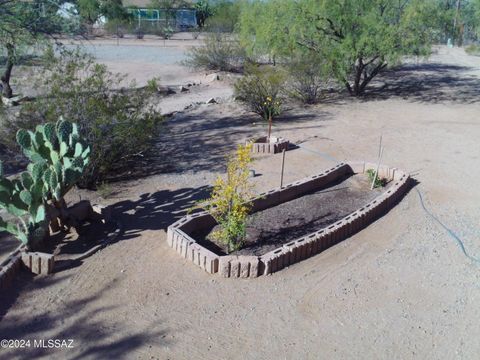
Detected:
[
  {"left": 239, "top": 0, "right": 453, "bottom": 96},
  {"left": 0, "top": 0, "right": 63, "bottom": 97}
]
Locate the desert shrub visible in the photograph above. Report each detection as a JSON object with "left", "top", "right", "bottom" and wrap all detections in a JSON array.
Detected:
[
  {"left": 234, "top": 66, "right": 285, "bottom": 137},
  {"left": 285, "top": 54, "right": 332, "bottom": 104},
  {"left": 465, "top": 44, "right": 480, "bottom": 56},
  {"left": 366, "top": 169, "right": 387, "bottom": 188},
  {"left": 134, "top": 26, "right": 145, "bottom": 39},
  {"left": 154, "top": 26, "right": 174, "bottom": 39},
  {"left": 1, "top": 47, "right": 162, "bottom": 188},
  {"left": 104, "top": 19, "right": 130, "bottom": 38},
  {"left": 205, "top": 0, "right": 241, "bottom": 33},
  {"left": 194, "top": 144, "right": 253, "bottom": 253},
  {"left": 183, "top": 33, "right": 245, "bottom": 72}
]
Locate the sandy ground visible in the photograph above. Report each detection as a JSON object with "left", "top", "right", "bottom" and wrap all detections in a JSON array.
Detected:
[{"left": 0, "top": 45, "right": 480, "bottom": 359}]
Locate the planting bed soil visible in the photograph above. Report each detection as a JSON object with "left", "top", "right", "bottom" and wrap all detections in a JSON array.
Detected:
[{"left": 194, "top": 173, "right": 391, "bottom": 256}]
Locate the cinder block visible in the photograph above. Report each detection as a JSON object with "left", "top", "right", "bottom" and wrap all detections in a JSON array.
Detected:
[
  {"left": 166, "top": 227, "right": 175, "bottom": 247},
  {"left": 304, "top": 240, "right": 314, "bottom": 259},
  {"left": 343, "top": 216, "right": 352, "bottom": 236},
  {"left": 176, "top": 235, "right": 185, "bottom": 255},
  {"left": 338, "top": 221, "right": 347, "bottom": 241},
  {"left": 230, "top": 261, "right": 240, "bottom": 278},
  {"left": 308, "top": 234, "right": 319, "bottom": 254},
  {"left": 240, "top": 261, "right": 250, "bottom": 278},
  {"left": 189, "top": 243, "right": 201, "bottom": 265},
  {"left": 346, "top": 218, "right": 355, "bottom": 237},
  {"left": 219, "top": 257, "right": 231, "bottom": 277},
  {"left": 21, "top": 252, "right": 54, "bottom": 275},
  {"left": 282, "top": 248, "right": 292, "bottom": 267},
  {"left": 249, "top": 258, "right": 260, "bottom": 278},
  {"left": 262, "top": 255, "right": 272, "bottom": 275},
  {"left": 276, "top": 250, "right": 285, "bottom": 270},
  {"left": 325, "top": 226, "right": 335, "bottom": 247}
]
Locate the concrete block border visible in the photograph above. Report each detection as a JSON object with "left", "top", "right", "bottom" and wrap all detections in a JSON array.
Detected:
[
  {"left": 248, "top": 136, "right": 290, "bottom": 154},
  {"left": 167, "top": 161, "right": 411, "bottom": 278}
]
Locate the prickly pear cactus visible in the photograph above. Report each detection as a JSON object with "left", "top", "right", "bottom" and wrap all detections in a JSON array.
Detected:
[
  {"left": 0, "top": 162, "right": 47, "bottom": 250},
  {"left": 17, "top": 118, "right": 91, "bottom": 203},
  {"left": 0, "top": 119, "right": 90, "bottom": 250}
]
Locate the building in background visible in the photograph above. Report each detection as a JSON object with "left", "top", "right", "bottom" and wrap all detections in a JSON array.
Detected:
[{"left": 123, "top": 1, "right": 197, "bottom": 29}]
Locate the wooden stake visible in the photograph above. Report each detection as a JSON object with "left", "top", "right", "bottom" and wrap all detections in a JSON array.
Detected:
[
  {"left": 371, "top": 146, "right": 384, "bottom": 190},
  {"left": 280, "top": 148, "right": 286, "bottom": 188},
  {"left": 267, "top": 115, "right": 272, "bottom": 141},
  {"left": 378, "top": 134, "right": 383, "bottom": 159}
]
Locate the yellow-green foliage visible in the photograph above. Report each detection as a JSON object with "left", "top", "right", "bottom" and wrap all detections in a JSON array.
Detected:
[{"left": 198, "top": 144, "right": 254, "bottom": 253}]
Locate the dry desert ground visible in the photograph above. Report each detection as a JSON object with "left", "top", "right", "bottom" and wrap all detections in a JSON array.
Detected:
[{"left": 0, "top": 42, "right": 479, "bottom": 359}]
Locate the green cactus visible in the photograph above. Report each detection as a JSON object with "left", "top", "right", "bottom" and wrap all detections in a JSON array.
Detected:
[
  {"left": 0, "top": 161, "right": 48, "bottom": 250},
  {"left": 0, "top": 119, "right": 90, "bottom": 250},
  {"left": 16, "top": 118, "right": 91, "bottom": 203}
]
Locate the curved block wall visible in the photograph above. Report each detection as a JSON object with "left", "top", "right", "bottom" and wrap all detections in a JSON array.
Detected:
[{"left": 166, "top": 161, "right": 410, "bottom": 278}]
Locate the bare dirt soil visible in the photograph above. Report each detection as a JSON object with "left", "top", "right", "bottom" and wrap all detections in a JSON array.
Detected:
[
  {"left": 0, "top": 45, "right": 480, "bottom": 359},
  {"left": 197, "top": 173, "right": 387, "bottom": 256}
]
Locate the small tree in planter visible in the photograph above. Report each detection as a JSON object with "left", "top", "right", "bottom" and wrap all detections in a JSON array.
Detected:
[
  {"left": 194, "top": 144, "right": 254, "bottom": 253},
  {"left": 234, "top": 66, "right": 285, "bottom": 141}
]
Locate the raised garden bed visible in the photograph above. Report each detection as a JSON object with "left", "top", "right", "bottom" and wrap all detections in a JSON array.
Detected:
[
  {"left": 194, "top": 173, "right": 389, "bottom": 256},
  {"left": 248, "top": 136, "right": 289, "bottom": 154},
  {"left": 167, "top": 161, "right": 411, "bottom": 278}
]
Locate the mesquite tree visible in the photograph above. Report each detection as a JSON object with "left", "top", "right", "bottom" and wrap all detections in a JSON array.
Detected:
[
  {"left": 239, "top": 0, "right": 440, "bottom": 96},
  {"left": 0, "top": 0, "right": 62, "bottom": 98},
  {"left": 299, "top": 0, "right": 441, "bottom": 96}
]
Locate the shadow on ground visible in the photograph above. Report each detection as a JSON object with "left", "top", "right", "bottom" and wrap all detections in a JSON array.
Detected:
[
  {"left": 124, "top": 106, "right": 330, "bottom": 178},
  {"left": 366, "top": 63, "right": 480, "bottom": 104},
  {"left": 111, "top": 185, "right": 212, "bottom": 242},
  {"left": 0, "top": 277, "right": 170, "bottom": 359}
]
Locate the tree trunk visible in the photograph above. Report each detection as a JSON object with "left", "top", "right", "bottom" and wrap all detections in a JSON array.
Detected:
[
  {"left": 346, "top": 58, "right": 387, "bottom": 96},
  {"left": 352, "top": 58, "right": 364, "bottom": 95},
  {"left": 267, "top": 115, "right": 272, "bottom": 140},
  {"left": 1, "top": 43, "right": 15, "bottom": 98}
]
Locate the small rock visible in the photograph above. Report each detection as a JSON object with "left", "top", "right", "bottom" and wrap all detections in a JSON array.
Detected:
[
  {"left": 179, "top": 85, "right": 189, "bottom": 92},
  {"left": 206, "top": 97, "right": 217, "bottom": 104},
  {"left": 157, "top": 86, "right": 176, "bottom": 95},
  {"left": 206, "top": 73, "right": 220, "bottom": 82},
  {"left": 1, "top": 96, "right": 19, "bottom": 107}
]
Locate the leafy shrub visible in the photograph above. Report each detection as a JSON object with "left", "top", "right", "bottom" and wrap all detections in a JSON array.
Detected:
[
  {"left": 1, "top": 47, "right": 162, "bottom": 188},
  {"left": 156, "top": 26, "right": 174, "bottom": 39},
  {"left": 465, "top": 44, "right": 480, "bottom": 56},
  {"left": 286, "top": 54, "right": 332, "bottom": 104},
  {"left": 234, "top": 66, "right": 285, "bottom": 137},
  {"left": 183, "top": 33, "right": 245, "bottom": 72},
  {"left": 366, "top": 169, "right": 387, "bottom": 188},
  {"left": 205, "top": 0, "right": 241, "bottom": 33},
  {"left": 194, "top": 144, "right": 253, "bottom": 253},
  {"left": 135, "top": 26, "right": 145, "bottom": 39},
  {"left": 104, "top": 19, "right": 130, "bottom": 38}
]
